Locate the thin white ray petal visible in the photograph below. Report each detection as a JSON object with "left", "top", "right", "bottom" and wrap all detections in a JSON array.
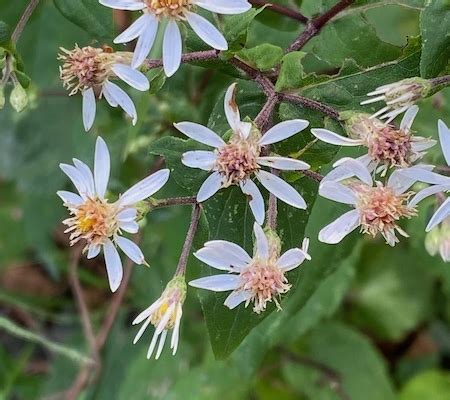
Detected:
[
  {"left": 224, "top": 83, "right": 242, "bottom": 134},
  {"left": 400, "top": 105, "right": 419, "bottom": 131},
  {"left": 132, "top": 16, "right": 159, "bottom": 68},
  {"left": 94, "top": 137, "right": 110, "bottom": 198},
  {"left": 426, "top": 198, "right": 450, "bottom": 232},
  {"left": 194, "top": 0, "right": 252, "bottom": 14},
  {"left": 113, "top": 13, "right": 149, "bottom": 43},
  {"left": 155, "top": 330, "right": 168, "bottom": 360},
  {"left": 259, "top": 120, "right": 309, "bottom": 146},
  {"left": 253, "top": 222, "right": 269, "bottom": 259},
  {"left": 82, "top": 88, "right": 96, "bottom": 132},
  {"left": 197, "top": 171, "right": 223, "bottom": 202},
  {"left": 182, "top": 150, "right": 216, "bottom": 171},
  {"left": 100, "top": 0, "right": 146, "bottom": 11},
  {"left": 319, "top": 181, "right": 357, "bottom": 204},
  {"left": 117, "top": 208, "right": 137, "bottom": 222},
  {"left": 256, "top": 170, "right": 306, "bottom": 209},
  {"left": 202, "top": 240, "right": 251, "bottom": 267},
  {"left": 103, "top": 81, "right": 137, "bottom": 125},
  {"left": 59, "top": 164, "right": 89, "bottom": 198},
  {"left": 163, "top": 20, "right": 182, "bottom": 77},
  {"left": 311, "top": 128, "right": 363, "bottom": 146},
  {"left": 103, "top": 240, "right": 123, "bottom": 292},
  {"left": 330, "top": 158, "right": 373, "bottom": 185},
  {"left": 277, "top": 248, "right": 307, "bottom": 271},
  {"left": 111, "top": 64, "right": 149, "bottom": 91},
  {"left": 240, "top": 179, "right": 265, "bottom": 225},
  {"left": 174, "top": 122, "right": 225, "bottom": 147},
  {"left": 133, "top": 317, "right": 152, "bottom": 344},
  {"left": 397, "top": 166, "right": 450, "bottom": 185},
  {"left": 87, "top": 244, "right": 101, "bottom": 259},
  {"left": 438, "top": 119, "right": 450, "bottom": 166},
  {"left": 147, "top": 330, "right": 159, "bottom": 359},
  {"left": 185, "top": 11, "right": 228, "bottom": 50},
  {"left": 189, "top": 275, "right": 241, "bottom": 291},
  {"left": 119, "top": 169, "right": 170, "bottom": 206},
  {"left": 224, "top": 290, "right": 251, "bottom": 309},
  {"left": 318, "top": 209, "right": 360, "bottom": 244},
  {"left": 132, "top": 299, "right": 162, "bottom": 325},
  {"left": 116, "top": 236, "right": 146, "bottom": 265},
  {"left": 57, "top": 190, "right": 83, "bottom": 206},
  {"left": 119, "top": 220, "right": 139, "bottom": 233},
  {"left": 257, "top": 156, "right": 310, "bottom": 171},
  {"left": 73, "top": 159, "right": 95, "bottom": 197},
  {"left": 409, "top": 184, "right": 450, "bottom": 207}
]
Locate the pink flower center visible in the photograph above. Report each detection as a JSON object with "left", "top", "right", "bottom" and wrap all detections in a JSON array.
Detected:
[
  {"left": 215, "top": 139, "right": 259, "bottom": 187},
  {"left": 145, "top": 0, "right": 193, "bottom": 18},
  {"left": 240, "top": 261, "right": 290, "bottom": 314}
]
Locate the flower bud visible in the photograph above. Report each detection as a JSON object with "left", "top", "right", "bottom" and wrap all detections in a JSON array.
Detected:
[
  {"left": 425, "top": 219, "right": 450, "bottom": 262},
  {"left": 9, "top": 84, "right": 28, "bottom": 112}
]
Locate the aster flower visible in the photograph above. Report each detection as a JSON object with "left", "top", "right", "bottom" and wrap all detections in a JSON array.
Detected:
[
  {"left": 398, "top": 120, "right": 450, "bottom": 232},
  {"left": 99, "top": 0, "right": 252, "bottom": 76},
  {"left": 312, "top": 106, "right": 435, "bottom": 176},
  {"left": 318, "top": 160, "right": 420, "bottom": 246},
  {"left": 132, "top": 275, "right": 186, "bottom": 359},
  {"left": 189, "top": 223, "right": 310, "bottom": 314},
  {"left": 360, "top": 77, "right": 431, "bottom": 122},
  {"left": 59, "top": 45, "right": 149, "bottom": 131},
  {"left": 57, "top": 137, "right": 170, "bottom": 292},
  {"left": 175, "top": 83, "right": 310, "bottom": 224}
]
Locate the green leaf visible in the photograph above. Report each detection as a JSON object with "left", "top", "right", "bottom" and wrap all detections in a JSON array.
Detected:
[
  {"left": 276, "top": 52, "right": 307, "bottom": 91},
  {"left": 0, "top": 21, "right": 13, "bottom": 53},
  {"left": 283, "top": 322, "right": 396, "bottom": 400},
  {"left": 238, "top": 44, "right": 283, "bottom": 72},
  {"left": 399, "top": 370, "right": 450, "bottom": 400},
  {"left": 420, "top": 0, "right": 450, "bottom": 78},
  {"left": 53, "top": 0, "right": 113, "bottom": 39}
]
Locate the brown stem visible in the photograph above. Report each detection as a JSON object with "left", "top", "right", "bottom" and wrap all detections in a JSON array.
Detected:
[
  {"left": 267, "top": 186, "right": 278, "bottom": 231},
  {"left": 248, "top": 0, "right": 308, "bottom": 23},
  {"left": 430, "top": 75, "right": 450, "bottom": 88},
  {"left": 302, "top": 170, "right": 324, "bottom": 182},
  {"left": 175, "top": 204, "right": 202, "bottom": 276},
  {"left": 254, "top": 94, "right": 278, "bottom": 132},
  {"left": 286, "top": 0, "right": 355, "bottom": 53},
  {"left": 229, "top": 57, "right": 275, "bottom": 97},
  {"left": 278, "top": 92, "right": 339, "bottom": 120},
  {"left": 150, "top": 196, "right": 198, "bottom": 209},
  {"left": 12, "top": 0, "right": 40, "bottom": 44},
  {"left": 145, "top": 50, "right": 220, "bottom": 70}
]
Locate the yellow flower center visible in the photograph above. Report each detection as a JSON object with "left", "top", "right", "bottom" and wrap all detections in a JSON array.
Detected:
[
  {"left": 215, "top": 138, "right": 260, "bottom": 187},
  {"left": 145, "top": 0, "right": 193, "bottom": 18}
]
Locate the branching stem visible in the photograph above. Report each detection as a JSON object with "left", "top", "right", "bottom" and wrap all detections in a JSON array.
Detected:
[{"left": 12, "top": 0, "right": 40, "bottom": 43}]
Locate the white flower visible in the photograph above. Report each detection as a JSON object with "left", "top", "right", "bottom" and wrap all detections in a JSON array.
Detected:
[
  {"left": 312, "top": 106, "right": 435, "bottom": 176},
  {"left": 399, "top": 120, "right": 450, "bottom": 232},
  {"left": 57, "top": 137, "right": 170, "bottom": 292},
  {"left": 318, "top": 159, "right": 420, "bottom": 246},
  {"left": 99, "top": 0, "right": 252, "bottom": 76},
  {"left": 360, "top": 77, "right": 431, "bottom": 122},
  {"left": 175, "top": 83, "right": 310, "bottom": 224},
  {"left": 132, "top": 275, "right": 186, "bottom": 359},
  {"left": 59, "top": 46, "right": 149, "bottom": 131},
  {"left": 189, "top": 223, "right": 310, "bottom": 314}
]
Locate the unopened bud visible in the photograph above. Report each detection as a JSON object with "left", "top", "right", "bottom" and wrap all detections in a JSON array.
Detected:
[
  {"left": 425, "top": 219, "right": 450, "bottom": 262},
  {"left": 340, "top": 112, "right": 379, "bottom": 140},
  {"left": 10, "top": 84, "right": 28, "bottom": 112}
]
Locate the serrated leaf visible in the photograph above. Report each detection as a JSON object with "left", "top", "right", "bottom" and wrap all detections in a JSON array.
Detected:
[
  {"left": 276, "top": 52, "right": 307, "bottom": 91},
  {"left": 420, "top": 0, "right": 450, "bottom": 78},
  {"left": 53, "top": 0, "right": 113, "bottom": 39},
  {"left": 238, "top": 44, "right": 283, "bottom": 72}
]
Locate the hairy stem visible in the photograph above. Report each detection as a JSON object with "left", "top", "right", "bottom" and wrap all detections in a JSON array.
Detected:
[
  {"left": 248, "top": 0, "right": 308, "bottom": 23},
  {"left": 12, "top": 0, "right": 40, "bottom": 43},
  {"left": 278, "top": 92, "right": 340, "bottom": 120},
  {"left": 144, "top": 50, "right": 220, "bottom": 70},
  {"left": 254, "top": 94, "right": 278, "bottom": 131},
  {"left": 287, "top": 0, "right": 355, "bottom": 53},
  {"left": 150, "top": 196, "right": 198, "bottom": 209},
  {"left": 175, "top": 204, "right": 202, "bottom": 276},
  {"left": 430, "top": 75, "right": 450, "bottom": 88}
]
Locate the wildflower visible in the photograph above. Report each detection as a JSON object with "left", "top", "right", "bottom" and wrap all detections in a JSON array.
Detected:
[
  {"left": 176, "top": 83, "right": 310, "bottom": 224},
  {"left": 57, "top": 137, "right": 170, "bottom": 291},
  {"left": 360, "top": 77, "right": 431, "bottom": 122},
  {"left": 132, "top": 275, "right": 186, "bottom": 359},
  {"left": 318, "top": 160, "right": 419, "bottom": 246},
  {"left": 58, "top": 45, "right": 149, "bottom": 131},
  {"left": 99, "top": 0, "right": 252, "bottom": 75},
  {"left": 189, "top": 223, "right": 310, "bottom": 314},
  {"left": 312, "top": 106, "right": 435, "bottom": 176},
  {"left": 425, "top": 218, "right": 450, "bottom": 262}
]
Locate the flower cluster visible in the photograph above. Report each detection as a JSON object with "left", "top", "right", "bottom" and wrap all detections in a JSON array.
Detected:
[{"left": 52, "top": 0, "right": 450, "bottom": 362}]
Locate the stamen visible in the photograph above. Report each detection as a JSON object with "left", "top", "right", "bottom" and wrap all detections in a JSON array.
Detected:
[{"left": 145, "top": 0, "right": 193, "bottom": 19}]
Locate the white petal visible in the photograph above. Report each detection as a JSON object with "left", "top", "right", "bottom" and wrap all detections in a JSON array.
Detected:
[
  {"left": 100, "top": 0, "right": 146, "bottom": 11},
  {"left": 73, "top": 159, "right": 95, "bottom": 197},
  {"left": 119, "top": 220, "right": 139, "bottom": 233},
  {"left": 223, "top": 83, "right": 245, "bottom": 136},
  {"left": 163, "top": 20, "right": 182, "bottom": 77},
  {"left": 189, "top": 275, "right": 241, "bottom": 291},
  {"left": 132, "top": 16, "right": 159, "bottom": 68},
  {"left": 330, "top": 158, "right": 373, "bottom": 185},
  {"left": 197, "top": 171, "right": 223, "bottom": 202},
  {"left": 257, "top": 156, "right": 310, "bottom": 171},
  {"left": 155, "top": 330, "right": 168, "bottom": 360},
  {"left": 185, "top": 11, "right": 228, "bottom": 50},
  {"left": 427, "top": 198, "right": 450, "bottom": 232},
  {"left": 103, "top": 81, "right": 137, "bottom": 125},
  {"left": 194, "top": 0, "right": 252, "bottom": 14},
  {"left": 87, "top": 244, "right": 101, "bottom": 259},
  {"left": 410, "top": 184, "right": 450, "bottom": 207},
  {"left": 397, "top": 166, "right": 450, "bottom": 185},
  {"left": 114, "top": 13, "right": 149, "bottom": 43},
  {"left": 438, "top": 119, "right": 450, "bottom": 166},
  {"left": 171, "top": 306, "right": 182, "bottom": 355},
  {"left": 59, "top": 163, "right": 89, "bottom": 198},
  {"left": 318, "top": 209, "right": 360, "bottom": 244},
  {"left": 203, "top": 240, "right": 252, "bottom": 266},
  {"left": 111, "top": 64, "right": 149, "bottom": 91},
  {"left": 94, "top": 137, "right": 110, "bottom": 198},
  {"left": 132, "top": 299, "right": 162, "bottom": 325},
  {"left": 411, "top": 138, "right": 436, "bottom": 152},
  {"left": 182, "top": 151, "right": 216, "bottom": 171},
  {"left": 82, "top": 88, "right": 96, "bottom": 132},
  {"left": 240, "top": 179, "right": 265, "bottom": 225},
  {"left": 117, "top": 208, "right": 137, "bottom": 222},
  {"left": 259, "top": 120, "right": 310, "bottom": 146},
  {"left": 277, "top": 248, "right": 308, "bottom": 272},
  {"left": 147, "top": 330, "right": 160, "bottom": 359},
  {"left": 319, "top": 181, "right": 357, "bottom": 204},
  {"left": 103, "top": 240, "right": 123, "bottom": 292},
  {"left": 116, "top": 236, "right": 146, "bottom": 265},
  {"left": 174, "top": 122, "right": 225, "bottom": 148},
  {"left": 102, "top": 85, "right": 119, "bottom": 107},
  {"left": 119, "top": 169, "right": 170, "bottom": 206},
  {"left": 155, "top": 304, "right": 175, "bottom": 335},
  {"left": 400, "top": 105, "right": 419, "bottom": 131},
  {"left": 253, "top": 222, "right": 269, "bottom": 259},
  {"left": 133, "top": 317, "right": 152, "bottom": 344},
  {"left": 224, "top": 290, "right": 251, "bottom": 309},
  {"left": 57, "top": 190, "right": 83, "bottom": 206},
  {"left": 256, "top": 170, "right": 306, "bottom": 209},
  {"left": 310, "top": 128, "right": 363, "bottom": 146}
]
